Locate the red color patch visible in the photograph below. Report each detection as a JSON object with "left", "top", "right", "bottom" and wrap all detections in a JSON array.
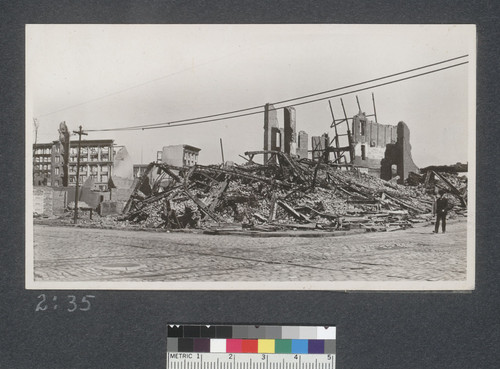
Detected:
[{"left": 242, "top": 339, "right": 258, "bottom": 353}]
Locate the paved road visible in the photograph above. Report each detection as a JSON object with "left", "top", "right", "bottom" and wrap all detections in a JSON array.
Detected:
[{"left": 33, "top": 220, "right": 467, "bottom": 283}]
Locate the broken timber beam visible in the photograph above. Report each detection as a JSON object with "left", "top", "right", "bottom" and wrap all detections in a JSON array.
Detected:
[
  {"left": 279, "top": 153, "right": 310, "bottom": 184},
  {"left": 123, "top": 162, "right": 155, "bottom": 213},
  {"left": 205, "top": 179, "right": 230, "bottom": 217},
  {"left": 182, "top": 189, "right": 221, "bottom": 222},
  {"left": 195, "top": 166, "right": 291, "bottom": 188},
  {"left": 157, "top": 164, "right": 183, "bottom": 183},
  {"left": 140, "top": 185, "right": 183, "bottom": 205},
  {"left": 277, "top": 200, "right": 312, "bottom": 222},
  {"left": 268, "top": 192, "right": 278, "bottom": 222},
  {"left": 383, "top": 192, "right": 427, "bottom": 213},
  {"left": 432, "top": 170, "right": 467, "bottom": 207}
]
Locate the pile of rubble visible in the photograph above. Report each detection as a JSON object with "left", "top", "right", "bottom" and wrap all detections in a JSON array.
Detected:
[{"left": 120, "top": 151, "right": 467, "bottom": 232}]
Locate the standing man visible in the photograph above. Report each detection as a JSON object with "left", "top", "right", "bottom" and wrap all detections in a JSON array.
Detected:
[{"left": 433, "top": 189, "right": 449, "bottom": 233}]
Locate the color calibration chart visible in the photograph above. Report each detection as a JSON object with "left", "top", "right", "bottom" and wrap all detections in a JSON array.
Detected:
[{"left": 166, "top": 325, "right": 336, "bottom": 369}]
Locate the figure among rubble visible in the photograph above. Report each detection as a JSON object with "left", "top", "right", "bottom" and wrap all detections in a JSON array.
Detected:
[{"left": 433, "top": 189, "right": 450, "bottom": 233}]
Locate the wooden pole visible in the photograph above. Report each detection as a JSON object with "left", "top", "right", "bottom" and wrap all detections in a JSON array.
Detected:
[
  {"left": 219, "top": 138, "right": 225, "bottom": 164},
  {"left": 356, "top": 95, "right": 361, "bottom": 111},
  {"left": 72, "top": 125, "right": 87, "bottom": 224},
  {"left": 372, "top": 92, "right": 378, "bottom": 123}
]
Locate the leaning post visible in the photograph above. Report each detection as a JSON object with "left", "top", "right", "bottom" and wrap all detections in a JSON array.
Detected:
[{"left": 73, "top": 125, "right": 87, "bottom": 224}]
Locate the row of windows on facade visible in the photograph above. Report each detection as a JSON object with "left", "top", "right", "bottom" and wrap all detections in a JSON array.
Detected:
[
  {"left": 34, "top": 147, "right": 51, "bottom": 155},
  {"left": 183, "top": 152, "right": 198, "bottom": 167},
  {"left": 67, "top": 174, "right": 109, "bottom": 183},
  {"left": 35, "top": 145, "right": 112, "bottom": 155},
  {"left": 50, "top": 179, "right": 108, "bottom": 190},
  {"left": 34, "top": 164, "right": 51, "bottom": 171},
  {"left": 35, "top": 156, "right": 51, "bottom": 163},
  {"left": 68, "top": 154, "right": 110, "bottom": 162},
  {"left": 34, "top": 164, "right": 110, "bottom": 174},
  {"left": 69, "top": 164, "right": 109, "bottom": 174},
  {"left": 69, "top": 146, "right": 111, "bottom": 156},
  {"left": 35, "top": 153, "right": 111, "bottom": 163}
]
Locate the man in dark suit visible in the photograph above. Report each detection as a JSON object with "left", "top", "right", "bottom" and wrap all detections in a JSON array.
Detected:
[{"left": 433, "top": 189, "right": 449, "bottom": 233}]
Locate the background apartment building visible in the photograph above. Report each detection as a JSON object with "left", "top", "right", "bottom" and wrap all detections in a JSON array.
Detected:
[
  {"left": 33, "top": 139, "right": 123, "bottom": 191},
  {"left": 161, "top": 144, "right": 201, "bottom": 167}
]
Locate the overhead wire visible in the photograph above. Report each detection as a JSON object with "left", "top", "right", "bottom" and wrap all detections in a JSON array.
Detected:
[
  {"left": 87, "top": 54, "right": 468, "bottom": 132},
  {"left": 89, "top": 59, "right": 468, "bottom": 132}
]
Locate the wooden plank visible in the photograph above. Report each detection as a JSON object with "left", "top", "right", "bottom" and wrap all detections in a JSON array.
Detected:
[
  {"left": 268, "top": 193, "right": 278, "bottom": 222},
  {"left": 383, "top": 192, "right": 426, "bottom": 213},
  {"left": 183, "top": 189, "right": 221, "bottom": 222},
  {"left": 123, "top": 162, "right": 155, "bottom": 213},
  {"left": 432, "top": 170, "right": 467, "bottom": 207},
  {"left": 157, "top": 163, "right": 183, "bottom": 183},
  {"left": 277, "top": 200, "right": 312, "bottom": 222},
  {"left": 205, "top": 179, "right": 230, "bottom": 217},
  {"left": 253, "top": 213, "right": 267, "bottom": 222}
]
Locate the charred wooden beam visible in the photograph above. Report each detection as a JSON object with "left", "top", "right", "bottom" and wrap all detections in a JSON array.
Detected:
[
  {"left": 182, "top": 189, "right": 221, "bottom": 222},
  {"left": 123, "top": 162, "right": 156, "bottom": 213},
  {"left": 277, "top": 200, "right": 312, "bottom": 222},
  {"left": 432, "top": 170, "right": 467, "bottom": 207}
]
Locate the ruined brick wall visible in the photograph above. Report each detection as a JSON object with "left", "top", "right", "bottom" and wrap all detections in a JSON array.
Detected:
[
  {"left": 297, "top": 131, "right": 308, "bottom": 159},
  {"left": 351, "top": 112, "right": 398, "bottom": 174},
  {"left": 99, "top": 201, "right": 124, "bottom": 216},
  {"left": 263, "top": 103, "right": 279, "bottom": 163},
  {"left": 352, "top": 112, "right": 397, "bottom": 148},
  {"left": 283, "top": 106, "right": 296, "bottom": 155},
  {"left": 33, "top": 187, "right": 52, "bottom": 215},
  {"left": 271, "top": 127, "right": 282, "bottom": 152},
  {"left": 311, "top": 134, "right": 329, "bottom": 162},
  {"left": 33, "top": 186, "right": 68, "bottom": 216},
  {"left": 51, "top": 188, "right": 67, "bottom": 215},
  {"left": 381, "top": 121, "right": 419, "bottom": 184}
]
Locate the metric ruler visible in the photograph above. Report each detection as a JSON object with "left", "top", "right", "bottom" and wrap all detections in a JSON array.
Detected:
[{"left": 166, "top": 325, "right": 336, "bottom": 369}]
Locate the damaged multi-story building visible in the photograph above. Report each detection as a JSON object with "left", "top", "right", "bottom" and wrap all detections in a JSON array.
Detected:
[
  {"left": 263, "top": 103, "right": 308, "bottom": 163},
  {"left": 33, "top": 139, "right": 131, "bottom": 190},
  {"left": 262, "top": 95, "right": 419, "bottom": 184},
  {"left": 350, "top": 110, "right": 418, "bottom": 182}
]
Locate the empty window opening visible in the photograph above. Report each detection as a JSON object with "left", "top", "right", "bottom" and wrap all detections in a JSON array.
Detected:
[{"left": 360, "top": 120, "right": 366, "bottom": 136}]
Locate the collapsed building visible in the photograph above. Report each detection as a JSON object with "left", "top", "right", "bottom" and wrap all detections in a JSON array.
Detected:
[
  {"left": 114, "top": 94, "right": 466, "bottom": 232},
  {"left": 118, "top": 151, "right": 466, "bottom": 232},
  {"left": 262, "top": 95, "right": 419, "bottom": 184}
]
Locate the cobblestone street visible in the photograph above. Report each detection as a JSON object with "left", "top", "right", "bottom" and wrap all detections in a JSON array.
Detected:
[{"left": 32, "top": 219, "right": 468, "bottom": 283}]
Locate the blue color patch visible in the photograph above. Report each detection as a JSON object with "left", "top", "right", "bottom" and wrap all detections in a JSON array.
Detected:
[{"left": 291, "top": 339, "right": 308, "bottom": 353}]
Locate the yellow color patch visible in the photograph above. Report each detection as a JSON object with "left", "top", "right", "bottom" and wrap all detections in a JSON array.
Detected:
[{"left": 258, "top": 339, "right": 275, "bottom": 353}]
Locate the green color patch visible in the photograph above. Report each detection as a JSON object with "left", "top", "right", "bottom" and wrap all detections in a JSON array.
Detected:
[{"left": 274, "top": 339, "right": 292, "bottom": 353}]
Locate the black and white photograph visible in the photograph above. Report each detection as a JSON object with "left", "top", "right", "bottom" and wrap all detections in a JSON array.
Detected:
[{"left": 26, "top": 24, "right": 475, "bottom": 290}]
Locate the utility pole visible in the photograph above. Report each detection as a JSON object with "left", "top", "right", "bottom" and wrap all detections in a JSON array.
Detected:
[
  {"left": 73, "top": 125, "right": 87, "bottom": 224},
  {"left": 219, "top": 138, "right": 225, "bottom": 164}
]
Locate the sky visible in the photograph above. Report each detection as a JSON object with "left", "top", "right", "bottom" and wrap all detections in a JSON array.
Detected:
[{"left": 26, "top": 24, "right": 475, "bottom": 167}]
